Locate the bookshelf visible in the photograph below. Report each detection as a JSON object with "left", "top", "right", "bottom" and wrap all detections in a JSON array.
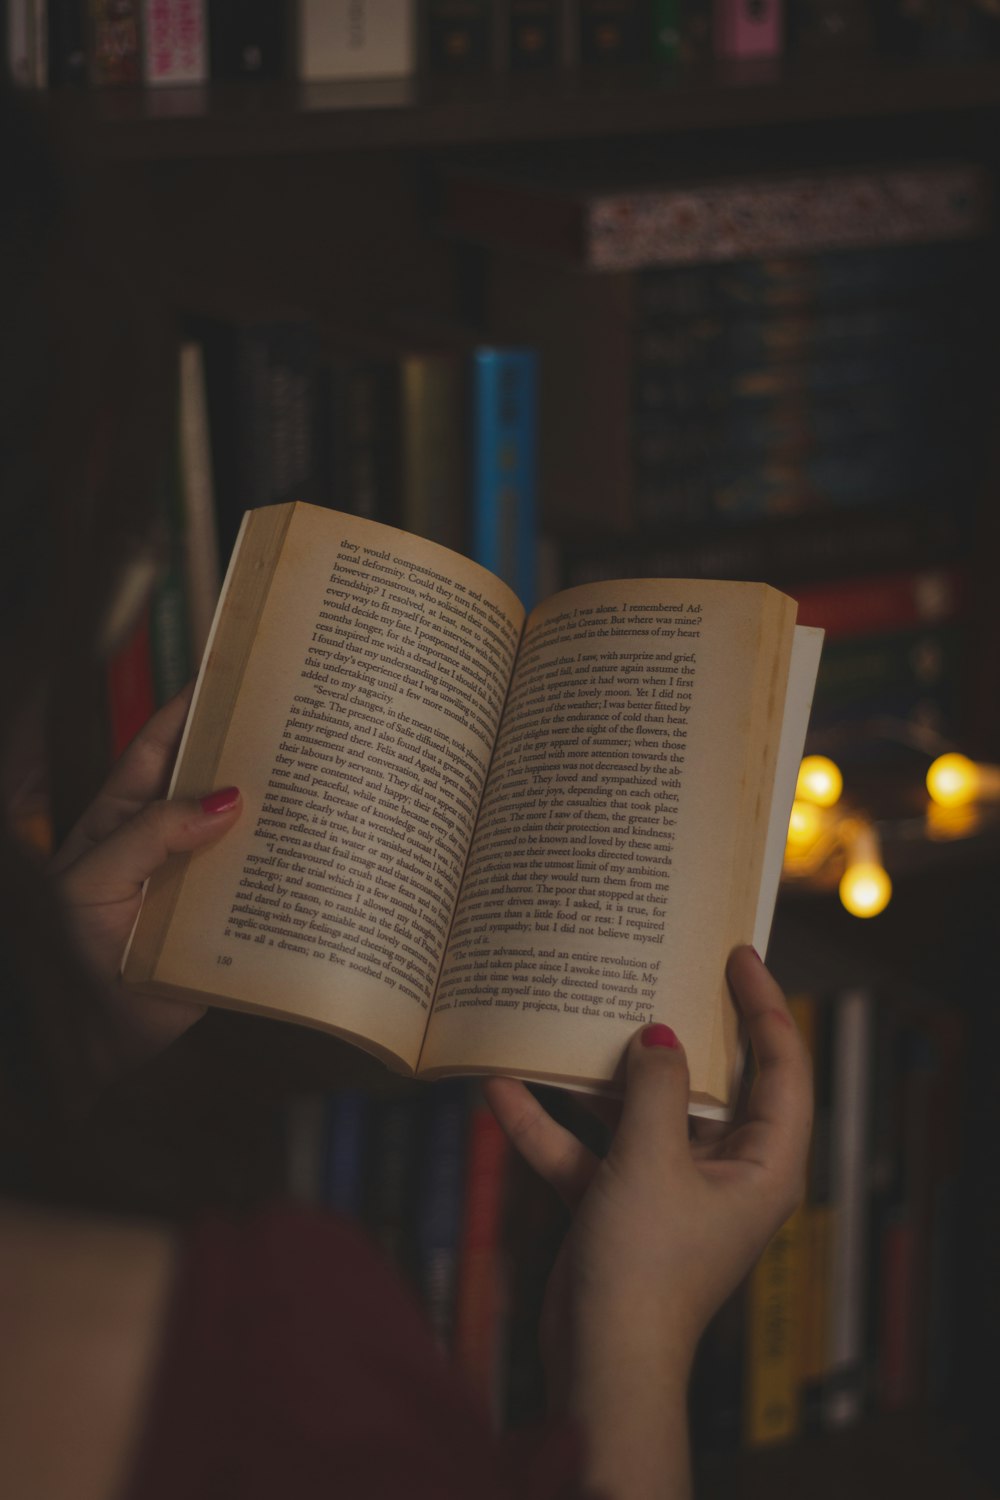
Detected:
[{"left": 28, "top": 47, "right": 1000, "bottom": 1500}]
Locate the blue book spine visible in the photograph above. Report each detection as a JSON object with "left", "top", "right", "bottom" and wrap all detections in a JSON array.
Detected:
[
  {"left": 470, "top": 348, "right": 539, "bottom": 611},
  {"left": 322, "top": 1090, "right": 368, "bottom": 1219}
]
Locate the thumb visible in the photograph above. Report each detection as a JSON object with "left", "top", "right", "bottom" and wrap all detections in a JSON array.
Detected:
[
  {"left": 609, "top": 1023, "right": 691, "bottom": 1173},
  {"left": 58, "top": 787, "right": 242, "bottom": 905}
]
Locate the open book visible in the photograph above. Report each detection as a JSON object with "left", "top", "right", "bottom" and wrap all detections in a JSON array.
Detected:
[{"left": 124, "top": 503, "right": 822, "bottom": 1117}]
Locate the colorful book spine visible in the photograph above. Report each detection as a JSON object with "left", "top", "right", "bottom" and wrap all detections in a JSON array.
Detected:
[
  {"left": 453, "top": 1093, "right": 510, "bottom": 1425},
  {"left": 470, "top": 347, "right": 539, "bottom": 610},
  {"left": 789, "top": 566, "right": 964, "bottom": 640},
  {"left": 89, "top": 0, "right": 141, "bottom": 84},
  {"left": 713, "top": 0, "right": 784, "bottom": 58},
  {"left": 743, "top": 1205, "right": 804, "bottom": 1445},
  {"left": 141, "top": 0, "right": 207, "bottom": 83}
]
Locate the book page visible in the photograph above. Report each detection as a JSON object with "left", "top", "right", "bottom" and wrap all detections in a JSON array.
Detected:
[
  {"left": 418, "top": 579, "right": 794, "bottom": 1107},
  {"left": 130, "top": 504, "right": 523, "bottom": 1072}
]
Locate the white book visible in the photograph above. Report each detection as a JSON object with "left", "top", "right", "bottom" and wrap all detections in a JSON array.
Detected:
[{"left": 297, "top": 0, "right": 416, "bottom": 80}]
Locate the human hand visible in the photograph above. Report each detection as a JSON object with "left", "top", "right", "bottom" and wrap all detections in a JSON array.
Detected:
[
  {"left": 483, "top": 947, "right": 812, "bottom": 1498},
  {"left": 49, "top": 685, "right": 243, "bottom": 1066}
]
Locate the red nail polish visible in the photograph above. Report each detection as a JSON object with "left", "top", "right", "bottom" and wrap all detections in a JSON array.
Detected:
[
  {"left": 201, "top": 786, "right": 240, "bottom": 815},
  {"left": 642, "top": 1023, "right": 679, "bottom": 1050}
]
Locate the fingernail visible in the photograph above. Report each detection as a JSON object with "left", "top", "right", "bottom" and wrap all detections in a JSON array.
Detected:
[
  {"left": 751, "top": 947, "right": 764, "bottom": 964},
  {"left": 201, "top": 786, "right": 240, "bottom": 815},
  {"left": 642, "top": 1023, "right": 679, "bottom": 1050}
]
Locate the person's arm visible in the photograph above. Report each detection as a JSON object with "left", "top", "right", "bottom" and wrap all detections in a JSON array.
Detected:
[
  {"left": 484, "top": 946, "right": 812, "bottom": 1500},
  {"left": 48, "top": 685, "right": 242, "bottom": 1073}
]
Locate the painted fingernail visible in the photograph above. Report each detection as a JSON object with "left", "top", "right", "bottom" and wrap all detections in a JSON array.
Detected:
[
  {"left": 201, "top": 786, "right": 240, "bottom": 815},
  {"left": 751, "top": 947, "right": 764, "bottom": 964},
  {"left": 642, "top": 1023, "right": 679, "bottom": 1050}
]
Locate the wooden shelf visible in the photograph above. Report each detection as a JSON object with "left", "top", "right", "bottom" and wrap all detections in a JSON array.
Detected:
[{"left": 44, "top": 58, "right": 1000, "bottom": 160}]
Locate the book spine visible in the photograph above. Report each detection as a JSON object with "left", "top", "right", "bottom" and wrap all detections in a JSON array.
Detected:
[
  {"left": 423, "top": 0, "right": 494, "bottom": 70},
  {"left": 141, "top": 0, "right": 207, "bottom": 83},
  {"left": 297, "top": 0, "right": 416, "bottom": 80},
  {"left": 578, "top": 0, "right": 643, "bottom": 62},
  {"left": 48, "top": 0, "right": 88, "bottom": 83},
  {"left": 322, "top": 1089, "right": 368, "bottom": 1218},
  {"left": 822, "top": 988, "right": 873, "bottom": 1430},
  {"left": 414, "top": 1081, "right": 469, "bottom": 1348},
  {"left": 794, "top": 996, "right": 835, "bottom": 1434},
  {"left": 208, "top": 0, "right": 287, "bottom": 78},
  {"left": 6, "top": 1, "right": 36, "bottom": 86},
  {"left": 285, "top": 1091, "right": 327, "bottom": 1203},
  {"left": 713, "top": 0, "right": 783, "bottom": 58},
  {"left": 106, "top": 603, "right": 157, "bottom": 758},
  {"left": 650, "top": 0, "right": 681, "bottom": 60},
  {"left": 178, "top": 341, "right": 222, "bottom": 663},
  {"left": 470, "top": 347, "right": 539, "bottom": 610},
  {"left": 453, "top": 1095, "right": 511, "bottom": 1425},
  {"left": 89, "top": 0, "right": 141, "bottom": 84},
  {"left": 508, "top": 0, "right": 561, "bottom": 66},
  {"left": 742, "top": 1206, "right": 804, "bottom": 1445},
  {"left": 363, "top": 1092, "right": 422, "bottom": 1284},
  {"left": 582, "top": 164, "right": 989, "bottom": 272},
  {"left": 789, "top": 566, "right": 964, "bottom": 639},
  {"left": 265, "top": 322, "right": 321, "bottom": 510},
  {"left": 400, "top": 351, "right": 464, "bottom": 553}
]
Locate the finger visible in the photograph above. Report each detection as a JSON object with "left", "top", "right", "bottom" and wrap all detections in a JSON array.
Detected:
[
  {"left": 483, "top": 1076, "right": 600, "bottom": 1210},
  {"left": 722, "top": 947, "right": 812, "bottom": 1173},
  {"left": 57, "top": 787, "right": 242, "bottom": 907},
  {"left": 608, "top": 1023, "right": 692, "bottom": 1174},
  {"left": 51, "top": 684, "right": 196, "bottom": 872}
]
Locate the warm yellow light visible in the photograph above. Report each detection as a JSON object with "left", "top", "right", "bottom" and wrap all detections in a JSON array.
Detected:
[
  {"left": 838, "top": 821, "right": 891, "bottom": 919},
  {"left": 839, "top": 861, "right": 892, "bottom": 919},
  {"left": 926, "top": 753, "right": 979, "bottom": 808},
  {"left": 785, "top": 799, "right": 824, "bottom": 854},
  {"left": 796, "top": 755, "right": 843, "bottom": 808},
  {"left": 926, "top": 800, "right": 981, "bottom": 841}
]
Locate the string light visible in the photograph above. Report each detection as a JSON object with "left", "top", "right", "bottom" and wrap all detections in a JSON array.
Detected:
[
  {"left": 785, "top": 799, "right": 826, "bottom": 855},
  {"left": 796, "top": 755, "right": 843, "bottom": 808},
  {"left": 838, "top": 821, "right": 892, "bottom": 919},
  {"left": 926, "top": 753, "right": 1000, "bottom": 809}
]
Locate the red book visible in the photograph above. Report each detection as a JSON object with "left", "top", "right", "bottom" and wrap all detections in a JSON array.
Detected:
[
  {"left": 452, "top": 1097, "right": 510, "bottom": 1425},
  {"left": 788, "top": 566, "right": 964, "bottom": 640},
  {"left": 107, "top": 605, "right": 156, "bottom": 759}
]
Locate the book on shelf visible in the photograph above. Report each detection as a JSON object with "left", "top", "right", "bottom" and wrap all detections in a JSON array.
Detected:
[
  {"left": 89, "top": 0, "right": 142, "bottom": 85},
  {"left": 713, "top": 0, "right": 783, "bottom": 59},
  {"left": 123, "top": 500, "right": 823, "bottom": 1117},
  {"left": 486, "top": 233, "right": 987, "bottom": 533},
  {"left": 141, "top": 0, "right": 209, "bottom": 85},
  {"left": 444, "top": 160, "right": 990, "bottom": 272},
  {"left": 207, "top": 0, "right": 288, "bottom": 78},
  {"left": 296, "top": 0, "right": 416, "bottom": 80}
]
